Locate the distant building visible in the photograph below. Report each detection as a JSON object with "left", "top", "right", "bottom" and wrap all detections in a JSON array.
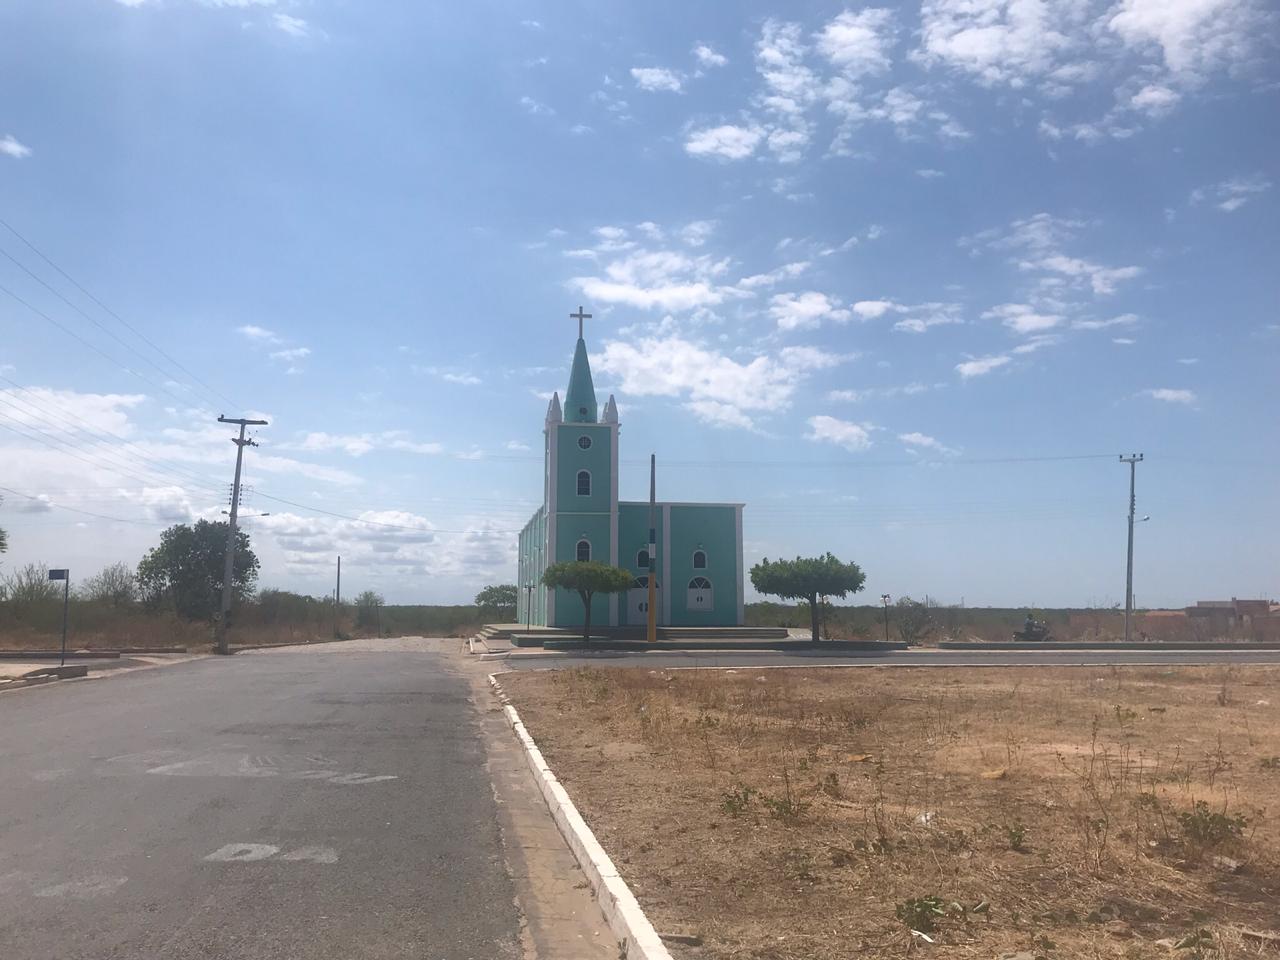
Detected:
[
  {"left": 516, "top": 315, "right": 744, "bottom": 629},
  {"left": 1186, "top": 598, "right": 1278, "bottom": 639}
]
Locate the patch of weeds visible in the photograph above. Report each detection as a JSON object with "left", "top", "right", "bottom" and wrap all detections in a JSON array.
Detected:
[
  {"left": 719, "top": 784, "right": 757, "bottom": 817},
  {"left": 1005, "top": 821, "right": 1029, "bottom": 852},
  {"left": 1113, "top": 704, "right": 1138, "bottom": 728},
  {"left": 693, "top": 710, "right": 719, "bottom": 729},
  {"left": 779, "top": 846, "right": 815, "bottom": 881},
  {"left": 1177, "top": 801, "right": 1247, "bottom": 847},
  {"left": 1259, "top": 756, "right": 1280, "bottom": 770},
  {"left": 820, "top": 771, "right": 841, "bottom": 798},
  {"left": 895, "top": 896, "right": 985, "bottom": 935},
  {"left": 1174, "top": 928, "right": 1219, "bottom": 959},
  {"left": 895, "top": 895, "right": 947, "bottom": 933},
  {"left": 761, "top": 768, "right": 809, "bottom": 822}
]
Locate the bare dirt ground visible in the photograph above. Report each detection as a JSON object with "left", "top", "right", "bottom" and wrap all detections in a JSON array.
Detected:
[{"left": 503, "top": 665, "right": 1280, "bottom": 960}]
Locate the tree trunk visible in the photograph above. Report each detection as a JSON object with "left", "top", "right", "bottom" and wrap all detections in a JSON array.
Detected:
[
  {"left": 581, "top": 590, "right": 592, "bottom": 643},
  {"left": 809, "top": 593, "right": 820, "bottom": 643}
]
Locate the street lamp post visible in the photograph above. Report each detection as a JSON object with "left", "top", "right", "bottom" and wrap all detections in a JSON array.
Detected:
[
  {"left": 48, "top": 568, "right": 70, "bottom": 666},
  {"left": 525, "top": 582, "right": 533, "bottom": 629},
  {"left": 880, "top": 593, "right": 891, "bottom": 644}
]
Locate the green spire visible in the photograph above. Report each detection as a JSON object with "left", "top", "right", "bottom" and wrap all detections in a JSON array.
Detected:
[{"left": 564, "top": 336, "right": 598, "bottom": 423}]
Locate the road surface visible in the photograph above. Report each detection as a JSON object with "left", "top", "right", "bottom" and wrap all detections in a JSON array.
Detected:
[
  {"left": 497, "top": 647, "right": 1280, "bottom": 671},
  {"left": 0, "top": 639, "right": 522, "bottom": 960}
]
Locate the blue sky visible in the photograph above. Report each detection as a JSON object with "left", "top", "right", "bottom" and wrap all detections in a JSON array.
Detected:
[{"left": 1, "top": 0, "right": 1276, "bottom": 606}]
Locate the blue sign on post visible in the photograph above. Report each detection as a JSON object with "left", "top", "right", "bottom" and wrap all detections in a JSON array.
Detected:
[{"left": 48, "top": 569, "right": 70, "bottom": 665}]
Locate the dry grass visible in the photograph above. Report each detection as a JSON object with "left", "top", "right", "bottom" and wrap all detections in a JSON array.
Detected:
[{"left": 504, "top": 665, "right": 1280, "bottom": 960}]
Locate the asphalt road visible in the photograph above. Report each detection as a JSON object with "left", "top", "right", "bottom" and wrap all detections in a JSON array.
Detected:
[
  {"left": 0, "top": 641, "right": 521, "bottom": 960},
  {"left": 498, "top": 648, "right": 1280, "bottom": 671}
]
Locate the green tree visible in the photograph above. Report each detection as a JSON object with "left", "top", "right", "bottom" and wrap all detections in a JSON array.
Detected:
[
  {"left": 355, "top": 589, "right": 385, "bottom": 629},
  {"left": 750, "top": 553, "right": 866, "bottom": 642},
  {"left": 540, "top": 561, "right": 633, "bottom": 643},
  {"left": 79, "top": 562, "right": 138, "bottom": 608},
  {"left": 474, "top": 583, "right": 518, "bottom": 622},
  {"left": 137, "top": 520, "right": 259, "bottom": 622},
  {"left": 894, "top": 595, "right": 935, "bottom": 645}
]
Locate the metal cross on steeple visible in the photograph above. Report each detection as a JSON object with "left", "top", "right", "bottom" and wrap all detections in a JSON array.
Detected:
[{"left": 570, "top": 305, "right": 592, "bottom": 339}]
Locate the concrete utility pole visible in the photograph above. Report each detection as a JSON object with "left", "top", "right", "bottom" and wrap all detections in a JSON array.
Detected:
[
  {"left": 1120, "top": 453, "right": 1144, "bottom": 643},
  {"left": 215, "top": 415, "right": 267, "bottom": 655},
  {"left": 647, "top": 454, "right": 657, "bottom": 644},
  {"left": 333, "top": 555, "right": 342, "bottom": 638}
]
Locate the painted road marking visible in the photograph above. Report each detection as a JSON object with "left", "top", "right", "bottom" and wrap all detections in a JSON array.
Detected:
[
  {"left": 32, "top": 876, "right": 128, "bottom": 899},
  {"left": 144, "top": 754, "right": 396, "bottom": 785},
  {"left": 203, "top": 844, "right": 339, "bottom": 864}
]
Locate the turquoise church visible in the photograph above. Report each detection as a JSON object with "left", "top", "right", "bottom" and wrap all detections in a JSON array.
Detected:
[{"left": 516, "top": 314, "right": 745, "bottom": 629}]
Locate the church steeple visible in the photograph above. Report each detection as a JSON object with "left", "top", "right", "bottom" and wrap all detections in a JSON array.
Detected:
[{"left": 564, "top": 306, "right": 597, "bottom": 423}]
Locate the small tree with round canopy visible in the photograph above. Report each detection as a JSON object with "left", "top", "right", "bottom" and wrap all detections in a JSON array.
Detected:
[
  {"left": 750, "top": 552, "right": 866, "bottom": 642},
  {"left": 540, "top": 560, "right": 633, "bottom": 643}
]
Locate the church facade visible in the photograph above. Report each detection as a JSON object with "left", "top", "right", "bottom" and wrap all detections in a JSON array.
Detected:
[{"left": 516, "top": 315, "right": 744, "bottom": 629}]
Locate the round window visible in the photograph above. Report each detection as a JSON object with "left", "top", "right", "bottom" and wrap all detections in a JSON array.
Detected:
[{"left": 577, "top": 435, "right": 592, "bottom": 450}]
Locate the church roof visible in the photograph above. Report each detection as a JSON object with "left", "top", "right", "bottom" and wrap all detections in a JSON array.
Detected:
[{"left": 564, "top": 336, "right": 598, "bottom": 423}]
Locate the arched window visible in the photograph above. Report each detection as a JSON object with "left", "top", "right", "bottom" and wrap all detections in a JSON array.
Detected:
[
  {"left": 577, "top": 470, "right": 591, "bottom": 496},
  {"left": 636, "top": 548, "right": 650, "bottom": 568},
  {"left": 687, "top": 576, "right": 713, "bottom": 612},
  {"left": 692, "top": 550, "right": 707, "bottom": 569},
  {"left": 576, "top": 539, "right": 591, "bottom": 562}
]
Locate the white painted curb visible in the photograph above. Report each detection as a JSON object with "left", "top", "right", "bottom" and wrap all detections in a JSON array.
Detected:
[{"left": 488, "top": 674, "right": 675, "bottom": 960}]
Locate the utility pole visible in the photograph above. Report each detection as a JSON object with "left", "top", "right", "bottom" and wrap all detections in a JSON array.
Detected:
[
  {"left": 333, "top": 555, "right": 342, "bottom": 638},
  {"left": 215, "top": 415, "right": 267, "bottom": 655},
  {"left": 1120, "top": 453, "right": 1144, "bottom": 643},
  {"left": 647, "top": 454, "right": 657, "bottom": 644}
]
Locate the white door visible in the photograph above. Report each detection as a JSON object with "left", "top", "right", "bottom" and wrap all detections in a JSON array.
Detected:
[
  {"left": 687, "top": 577, "right": 713, "bottom": 612},
  {"left": 629, "top": 578, "right": 659, "bottom": 624}
]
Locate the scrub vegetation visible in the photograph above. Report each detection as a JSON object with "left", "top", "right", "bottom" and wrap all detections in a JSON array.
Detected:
[{"left": 504, "top": 665, "right": 1280, "bottom": 960}]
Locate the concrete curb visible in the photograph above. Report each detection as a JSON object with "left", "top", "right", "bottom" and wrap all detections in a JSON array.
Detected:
[
  {"left": 0, "top": 675, "right": 60, "bottom": 694},
  {"left": 488, "top": 673, "right": 675, "bottom": 960}
]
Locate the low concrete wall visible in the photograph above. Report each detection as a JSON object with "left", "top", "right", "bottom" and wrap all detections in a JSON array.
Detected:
[
  {"left": 939, "top": 640, "right": 1280, "bottom": 651},
  {"left": 542, "top": 638, "right": 908, "bottom": 652}
]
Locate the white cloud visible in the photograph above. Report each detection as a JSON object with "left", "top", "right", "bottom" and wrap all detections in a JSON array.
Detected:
[
  {"left": 598, "top": 335, "right": 848, "bottom": 430},
  {"left": 1106, "top": 0, "right": 1265, "bottom": 80},
  {"left": 570, "top": 245, "right": 737, "bottom": 312},
  {"left": 1142, "top": 387, "right": 1197, "bottom": 404},
  {"left": 1129, "top": 83, "right": 1181, "bottom": 116},
  {"left": 272, "top": 13, "right": 310, "bottom": 38},
  {"left": 1176, "top": 357, "right": 1199, "bottom": 365},
  {"left": 892, "top": 302, "right": 965, "bottom": 333},
  {"left": 684, "top": 124, "right": 765, "bottom": 161},
  {"left": 680, "top": 220, "right": 716, "bottom": 247},
  {"left": 1190, "top": 173, "right": 1271, "bottom": 212},
  {"left": 851, "top": 299, "right": 897, "bottom": 320},
  {"left": 505, "top": 440, "right": 531, "bottom": 452},
  {"left": 631, "top": 67, "right": 682, "bottom": 92},
  {"left": 737, "top": 261, "right": 810, "bottom": 290},
  {"left": 269, "top": 347, "right": 311, "bottom": 362},
  {"left": 983, "top": 303, "right": 1061, "bottom": 334},
  {"left": 956, "top": 354, "right": 1011, "bottom": 378},
  {"left": 236, "top": 324, "right": 281, "bottom": 344},
  {"left": 828, "top": 382, "right": 931, "bottom": 402},
  {"left": 520, "top": 96, "right": 555, "bottom": 116},
  {"left": 287, "top": 431, "right": 443, "bottom": 457},
  {"left": 0, "top": 387, "right": 145, "bottom": 437},
  {"left": 1112, "top": 337, "right": 1136, "bottom": 344},
  {"left": 916, "top": 0, "right": 1086, "bottom": 87},
  {"left": 769, "top": 291, "right": 851, "bottom": 330},
  {"left": 1012, "top": 334, "right": 1063, "bottom": 354},
  {"left": 806, "top": 415, "right": 874, "bottom": 452},
  {"left": 916, "top": 168, "right": 945, "bottom": 178},
  {"left": 442, "top": 372, "right": 482, "bottom": 385},
  {"left": 1022, "top": 254, "right": 1142, "bottom": 294},
  {"left": 899, "top": 431, "right": 959, "bottom": 456},
  {"left": 1072, "top": 312, "right": 1139, "bottom": 330},
  {"left": 693, "top": 44, "right": 728, "bottom": 68},
  {"left": 0, "top": 135, "right": 32, "bottom": 159},
  {"left": 816, "top": 8, "right": 897, "bottom": 76}
]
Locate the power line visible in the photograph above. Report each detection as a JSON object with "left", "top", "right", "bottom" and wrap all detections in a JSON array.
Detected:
[
  {"left": 0, "top": 381, "right": 228, "bottom": 493},
  {"left": 0, "top": 280, "right": 197, "bottom": 409},
  {"left": 0, "top": 484, "right": 163, "bottom": 526},
  {"left": 0, "top": 216, "right": 239, "bottom": 409}
]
